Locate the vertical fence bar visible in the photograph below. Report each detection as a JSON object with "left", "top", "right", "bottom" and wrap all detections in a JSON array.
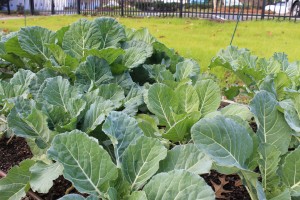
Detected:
[
  {"left": 180, "top": 0, "right": 183, "bottom": 17},
  {"left": 51, "top": 0, "right": 55, "bottom": 14},
  {"left": 121, "top": 0, "right": 124, "bottom": 16},
  {"left": 30, "top": 0, "right": 35, "bottom": 15},
  {"left": 77, "top": 0, "right": 81, "bottom": 14},
  {"left": 7, "top": 0, "right": 10, "bottom": 15},
  {"left": 261, "top": 0, "right": 265, "bottom": 19}
]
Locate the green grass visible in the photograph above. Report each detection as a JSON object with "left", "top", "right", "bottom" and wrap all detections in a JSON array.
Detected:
[{"left": 1, "top": 15, "right": 300, "bottom": 82}]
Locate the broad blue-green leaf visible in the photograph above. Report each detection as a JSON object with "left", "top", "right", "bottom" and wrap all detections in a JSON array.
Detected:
[
  {"left": 146, "top": 83, "right": 178, "bottom": 126},
  {"left": 220, "top": 103, "right": 253, "bottom": 121},
  {"left": 195, "top": 79, "right": 221, "bottom": 116},
  {"left": 29, "top": 162, "right": 63, "bottom": 193},
  {"left": 143, "top": 170, "right": 215, "bottom": 200},
  {"left": 55, "top": 25, "right": 70, "bottom": 47},
  {"left": 129, "top": 28, "right": 156, "bottom": 44},
  {"left": 282, "top": 147, "right": 300, "bottom": 197},
  {"left": 98, "top": 83, "right": 125, "bottom": 108},
  {"left": 122, "top": 84, "right": 144, "bottom": 116},
  {"left": 58, "top": 194, "right": 98, "bottom": 200},
  {"left": 121, "top": 136, "right": 167, "bottom": 190},
  {"left": 192, "top": 115, "right": 253, "bottom": 169},
  {"left": 8, "top": 98, "right": 54, "bottom": 148},
  {"left": 10, "top": 69, "right": 37, "bottom": 97},
  {"left": 136, "top": 114, "right": 160, "bottom": 138},
  {"left": 75, "top": 56, "right": 113, "bottom": 87},
  {"left": 122, "top": 40, "right": 153, "bottom": 69},
  {"left": 92, "top": 17, "right": 126, "bottom": 49},
  {"left": 102, "top": 111, "right": 144, "bottom": 166},
  {"left": 127, "top": 191, "right": 148, "bottom": 200},
  {"left": 174, "top": 59, "right": 200, "bottom": 82},
  {"left": 62, "top": 19, "right": 100, "bottom": 59},
  {"left": 250, "top": 91, "right": 292, "bottom": 154},
  {"left": 239, "top": 170, "right": 266, "bottom": 200},
  {"left": 0, "top": 81, "right": 15, "bottom": 102},
  {"left": 18, "top": 26, "right": 56, "bottom": 59},
  {"left": 0, "top": 159, "right": 35, "bottom": 200},
  {"left": 84, "top": 48, "right": 125, "bottom": 64},
  {"left": 175, "top": 84, "right": 199, "bottom": 113},
  {"left": 258, "top": 143, "right": 281, "bottom": 199},
  {"left": 82, "top": 97, "right": 115, "bottom": 133},
  {"left": 47, "top": 43, "right": 79, "bottom": 68},
  {"left": 47, "top": 130, "right": 118, "bottom": 197},
  {"left": 159, "top": 144, "right": 212, "bottom": 174}
]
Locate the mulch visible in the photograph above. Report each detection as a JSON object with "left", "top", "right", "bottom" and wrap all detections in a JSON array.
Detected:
[{"left": 0, "top": 136, "right": 251, "bottom": 200}]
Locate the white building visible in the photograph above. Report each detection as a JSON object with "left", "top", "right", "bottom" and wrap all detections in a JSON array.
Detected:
[{"left": 7, "top": 0, "right": 70, "bottom": 11}]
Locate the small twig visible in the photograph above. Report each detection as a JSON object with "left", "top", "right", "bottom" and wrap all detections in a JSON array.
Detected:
[
  {"left": 6, "top": 134, "right": 15, "bottom": 145},
  {"left": 0, "top": 170, "right": 43, "bottom": 200},
  {"left": 65, "top": 185, "right": 75, "bottom": 194}
]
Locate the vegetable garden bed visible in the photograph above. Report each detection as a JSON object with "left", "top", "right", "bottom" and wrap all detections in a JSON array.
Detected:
[{"left": 0, "top": 17, "right": 300, "bottom": 200}]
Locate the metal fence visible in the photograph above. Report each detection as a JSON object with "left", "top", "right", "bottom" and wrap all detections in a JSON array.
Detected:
[{"left": 2, "top": 0, "right": 300, "bottom": 20}]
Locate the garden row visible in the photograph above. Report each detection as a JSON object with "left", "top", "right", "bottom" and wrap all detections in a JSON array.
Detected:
[{"left": 0, "top": 17, "right": 299, "bottom": 200}]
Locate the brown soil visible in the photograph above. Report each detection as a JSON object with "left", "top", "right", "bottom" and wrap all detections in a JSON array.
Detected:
[{"left": 0, "top": 136, "right": 252, "bottom": 199}]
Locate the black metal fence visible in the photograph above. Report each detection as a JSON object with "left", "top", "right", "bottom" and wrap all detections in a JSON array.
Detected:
[{"left": 1, "top": 0, "right": 300, "bottom": 20}]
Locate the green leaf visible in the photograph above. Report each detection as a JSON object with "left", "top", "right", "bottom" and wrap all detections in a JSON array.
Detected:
[
  {"left": 47, "top": 130, "right": 118, "bottom": 197},
  {"left": 75, "top": 56, "right": 113, "bottom": 87},
  {"left": 92, "top": 17, "right": 126, "bottom": 49},
  {"left": 282, "top": 147, "right": 300, "bottom": 196},
  {"left": 0, "top": 159, "right": 35, "bottom": 200},
  {"left": 143, "top": 170, "right": 215, "bottom": 199},
  {"left": 250, "top": 91, "right": 292, "bottom": 154},
  {"left": 174, "top": 59, "right": 200, "bottom": 82},
  {"left": 128, "top": 28, "right": 156, "bottom": 44},
  {"left": 159, "top": 144, "right": 212, "bottom": 174},
  {"left": 58, "top": 194, "right": 98, "bottom": 200},
  {"left": 84, "top": 48, "right": 125, "bottom": 64},
  {"left": 55, "top": 25, "right": 70, "bottom": 47},
  {"left": 62, "top": 19, "right": 101, "bottom": 59},
  {"left": 136, "top": 114, "right": 160, "bottom": 138},
  {"left": 47, "top": 44, "right": 79, "bottom": 68},
  {"left": 127, "top": 191, "right": 148, "bottom": 200},
  {"left": 98, "top": 83, "right": 125, "bottom": 108},
  {"left": 102, "top": 111, "right": 144, "bottom": 166},
  {"left": 175, "top": 83, "right": 199, "bottom": 113},
  {"left": 122, "top": 84, "right": 144, "bottom": 116},
  {"left": 258, "top": 143, "right": 282, "bottom": 199},
  {"left": 121, "top": 136, "right": 167, "bottom": 191},
  {"left": 29, "top": 162, "right": 63, "bottom": 193},
  {"left": 192, "top": 115, "right": 253, "bottom": 169},
  {"left": 8, "top": 98, "right": 54, "bottom": 148},
  {"left": 220, "top": 103, "right": 253, "bottom": 121},
  {"left": 195, "top": 79, "right": 221, "bottom": 117},
  {"left": 10, "top": 69, "right": 37, "bottom": 97},
  {"left": 82, "top": 97, "right": 115, "bottom": 134},
  {"left": 122, "top": 40, "right": 153, "bottom": 69},
  {"left": 18, "top": 26, "right": 56, "bottom": 60}
]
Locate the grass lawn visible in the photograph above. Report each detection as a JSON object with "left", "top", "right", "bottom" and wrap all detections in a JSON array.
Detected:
[{"left": 1, "top": 15, "right": 300, "bottom": 82}]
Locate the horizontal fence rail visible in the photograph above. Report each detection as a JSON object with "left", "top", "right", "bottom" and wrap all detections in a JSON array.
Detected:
[{"left": 1, "top": 0, "right": 300, "bottom": 20}]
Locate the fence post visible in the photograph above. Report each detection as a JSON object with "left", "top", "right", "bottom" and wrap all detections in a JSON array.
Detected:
[
  {"left": 29, "top": 0, "right": 35, "bottom": 15},
  {"left": 51, "top": 0, "right": 55, "bottom": 14},
  {"left": 77, "top": 0, "right": 81, "bottom": 14},
  {"left": 121, "top": 0, "right": 124, "bottom": 16},
  {"left": 261, "top": 0, "right": 266, "bottom": 19},
  {"left": 7, "top": 0, "right": 10, "bottom": 15},
  {"left": 179, "top": 0, "right": 183, "bottom": 17}
]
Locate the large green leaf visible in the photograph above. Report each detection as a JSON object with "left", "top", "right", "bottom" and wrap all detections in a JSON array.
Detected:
[
  {"left": 258, "top": 143, "right": 282, "bottom": 199},
  {"left": 62, "top": 19, "right": 101, "bottom": 59},
  {"left": 92, "top": 17, "right": 126, "bottom": 49},
  {"left": 18, "top": 26, "right": 56, "bottom": 60},
  {"left": 175, "top": 84, "right": 199, "bottom": 113},
  {"left": 143, "top": 170, "right": 215, "bottom": 200},
  {"left": 220, "top": 103, "right": 253, "bottom": 121},
  {"left": 82, "top": 97, "right": 115, "bottom": 134},
  {"left": 191, "top": 115, "right": 253, "bottom": 169},
  {"left": 10, "top": 69, "right": 37, "bottom": 97},
  {"left": 102, "top": 111, "right": 144, "bottom": 166},
  {"left": 47, "top": 130, "right": 118, "bottom": 197},
  {"left": 250, "top": 91, "right": 292, "bottom": 154},
  {"left": 282, "top": 147, "right": 300, "bottom": 197},
  {"left": 159, "top": 144, "right": 212, "bottom": 174},
  {"left": 128, "top": 28, "right": 156, "bottom": 44},
  {"left": 84, "top": 48, "right": 125, "bottom": 64},
  {"left": 121, "top": 136, "right": 167, "bottom": 190},
  {"left": 98, "top": 83, "right": 125, "bottom": 108},
  {"left": 195, "top": 79, "right": 221, "bottom": 117},
  {"left": 0, "top": 159, "right": 35, "bottom": 200},
  {"left": 75, "top": 56, "right": 113, "bottom": 87},
  {"left": 174, "top": 59, "right": 200, "bottom": 82},
  {"left": 29, "top": 162, "right": 63, "bottom": 193},
  {"left": 122, "top": 84, "right": 144, "bottom": 116},
  {"left": 58, "top": 194, "right": 98, "bottom": 200},
  {"left": 8, "top": 98, "right": 54, "bottom": 148}
]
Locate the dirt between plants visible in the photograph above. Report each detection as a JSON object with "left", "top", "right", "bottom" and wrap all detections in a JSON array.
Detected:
[{"left": 0, "top": 136, "right": 251, "bottom": 200}]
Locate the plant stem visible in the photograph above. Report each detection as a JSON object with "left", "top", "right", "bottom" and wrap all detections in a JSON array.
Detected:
[
  {"left": 6, "top": 134, "right": 15, "bottom": 145},
  {"left": 65, "top": 185, "right": 75, "bottom": 194},
  {"left": 0, "top": 170, "right": 43, "bottom": 200}
]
